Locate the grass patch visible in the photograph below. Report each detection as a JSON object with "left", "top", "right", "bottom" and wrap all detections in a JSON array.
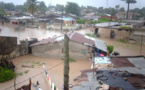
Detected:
[
  {"left": 119, "top": 26, "right": 131, "bottom": 29},
  {"left": 96, "top": 18, "right": 113, "bottom": 23},
  {"left": 117, "top": 40, "right": 128, "bottom": 43},
  {"left": 0, "top": 66, "right": 15, "bottom": 82},
  {"left": 17, "top": 72, "right": 23, "bottom": 76},
  {"left": 61, "top": 58, "right": 76, "bottom": 62},
  {"left": 85, "top": 33, "right": 95, "bottom": 38},
  {"left": 76, "top": 19, "right": 97, "bottom": 24},
  {"left": 24, "top": 70, "right": 29, "bottom": 74},
  {"left": 35, "top": 62, "right": 40, "bottom": 65}
]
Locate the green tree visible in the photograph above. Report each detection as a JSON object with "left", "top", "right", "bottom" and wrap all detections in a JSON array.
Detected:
[
  {"left": 111, "top": 8, "right": 116, "bottom": 21},
  {"left": 98, "top": 7, "right": 104, "bottom": 13},
  {"left": 121, "top": 0, "right": 137, "bottom": 19},
  {"left": 55, "top": 4, "right": 64, "bottom": 11},
  {"left": 115, "top": 5, "right": 120, "bottom": 13},
  {"left": 27, "top": 0, "right": 38, "bottom": 15},
  {"left": 15, "top": 5, "right": 24, "bottom": 11},
  {"left": 4, "top": 3, "right": 15, "bottom": 10},
  {"left": 0, "top": 8, "right": 6, "bottom": 16},
  {"left": 38, "top": 1, "right": 47, "bottom": 12},
  {"left": 140, "top": 7, "right": 145, "bottom": 18},
  {"left": 27, "top": 0, "right": 38, "bottom": 25},
  {"left": 119, "top": 7, "right": 125, "bottom": 12},
  {"left": 65, "top": 2, "right": 80, "bottom": 16}
]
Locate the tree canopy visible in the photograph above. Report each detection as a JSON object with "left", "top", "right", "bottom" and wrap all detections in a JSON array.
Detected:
[
  {"left": 38, "top": 1, "right": 47, "bottom": 12},
  {"left": 121, "top": 0, "right": 137, "bottom": 19},
  {"left": 27, "top": 0, "right": 38, "bottom": 15},
  {"left": 65, "top": 2, "right": 80, "bottom": 16}
]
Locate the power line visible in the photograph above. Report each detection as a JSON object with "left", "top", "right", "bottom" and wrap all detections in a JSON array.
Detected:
[{"left": 4, "top": 61, "right": 64, "bottom": 90}]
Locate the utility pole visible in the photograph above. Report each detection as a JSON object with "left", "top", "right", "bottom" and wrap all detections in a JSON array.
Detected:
[
  {"left": 140, "top": 34, "right": 144, "bottom": 53},
  {"left": 134, "top": 34, "right": 145, "bottom": 54},
  {"left": 61, "top": 7, "right": 64, "bottom": 33},
  {"left": 64, "top": 34, "right": 69, "bottom": 90}
]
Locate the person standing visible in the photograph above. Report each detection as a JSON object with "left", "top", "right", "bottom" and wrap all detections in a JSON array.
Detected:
[{"left": 112, "top": 31, "right": 115, "bottom": 39}]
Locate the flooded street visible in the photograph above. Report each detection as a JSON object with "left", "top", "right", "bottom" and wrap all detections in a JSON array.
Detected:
[{"left": 0, "top": 25, "right": 62, "bottom": 44}]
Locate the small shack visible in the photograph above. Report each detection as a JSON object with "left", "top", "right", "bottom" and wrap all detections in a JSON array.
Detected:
[{"left": 30, "top": 32, "right": 106, "bottom": 59}]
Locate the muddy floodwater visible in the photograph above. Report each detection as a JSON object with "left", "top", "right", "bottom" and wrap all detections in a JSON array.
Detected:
[{"left": 0, "top": 25, "right": 62, "bottom": 44}]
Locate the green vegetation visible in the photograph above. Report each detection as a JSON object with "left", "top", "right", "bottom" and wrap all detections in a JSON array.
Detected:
[
  {"left": 120, "top": 26, "right": 131, "bottom": 29},
  {"left": 85, "top": 33, "right": 95, "bottom": 38},
  {"left": 96, "top": 18, "right": 112, "bottom": 23},
  {"left": 65, "top": 2, "right": 80, "bottom": 16},
  {"left": 117, "top": 40, "right": 128, "bottom": 43},
  {"left": 119, "top": 26, "right": 131, "bottom": 29},
  {"left": 35, "top": 62, "right": 40, "bottom": 64},
  {"left": 76, "top": 19, "right": 97, "bottom": 24},
  {"left": 107, "top": 45, "right": 114, "bottom": 54},
  {"left": 0, "top": 66, "right": 15, "bottom": 83},
  {"left": 61, "top": 58, "right": 76, "bottom": 62},
  {"left": 17, "top": 72, "right": 23, "bottom": 76},
  {"left": 24, "top": 70, "right": 29, "bottom": 74},
  {"left": 119, "top": 20, "right": 125, "bottom": 23}
]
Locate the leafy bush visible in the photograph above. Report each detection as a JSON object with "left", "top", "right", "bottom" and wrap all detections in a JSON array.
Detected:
[
  {"left": 117, "top": 40, "right": 128, "bottom": 43},
  {"left": 119, "top": 26, "right": 131, "bottom": 29},
  {"left": 61, "top": 58, "right": 76, "bottom": 62},
  {"left": 107, "top": 45, "right": 114, "bottom": 54},
  {"left": 76, "top": 19, "right": 97, "bottom": 24},
  {"left": 85, "top": 33, "right": 95, "bottom": 38},
  {"left": 0, "top": 66, "right": 15, "bottom": 83},
  {"left": 96, "top": 18, "right": 112, "bottom": 23}
]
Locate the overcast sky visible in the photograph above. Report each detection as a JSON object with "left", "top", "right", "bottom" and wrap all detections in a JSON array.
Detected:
[{"left": 0, "top": 0, "right": 144, "bottom": 10}]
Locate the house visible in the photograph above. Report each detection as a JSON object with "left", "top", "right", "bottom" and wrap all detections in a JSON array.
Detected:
[
  {"left": 101, "top": 16, "right": 118, "bottom": 21},
  {"left": 95, "top": 22, "right": 132, "bottom": 40},
  {"left": 81, "top": 15, "right": 101, "bottom": 21},
  {"left": 73, "top": 55, "right": 145, "bottom": 90},
  {"left": 30, "top": 32, "right": 107, "bottom": 59},
  {"left": 94, "top": 39, "right": 108, "bottom": 56},
  {"left": 117, "top": 12, "right": 137, "bottom": 20}
]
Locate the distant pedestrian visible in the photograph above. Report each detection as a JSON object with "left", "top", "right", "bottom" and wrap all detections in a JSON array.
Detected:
[
  {"left": 2, "top": 20, "right": 4, "bottom": 25},
  {"left": 112, "top": 31, "right": 115, "bottom": 39}
]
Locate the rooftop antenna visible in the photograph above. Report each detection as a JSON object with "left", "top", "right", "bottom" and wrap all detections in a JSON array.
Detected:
[{"left": 107, "top": 0, "right": 108, "bottom": 7}]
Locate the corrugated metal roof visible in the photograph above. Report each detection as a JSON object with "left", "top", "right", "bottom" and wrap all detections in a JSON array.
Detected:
[
  {"left": 70, "top": 32, "right": 95, "bottom": 46},
  {"left": 30, "top": 32, "right": 95, "bottom": 47},
  {"left": 133, "top": 31, "right": 145, "bottom": 36},
  {"left": 95, "top": 22, "right": 119, "bottom": 27},
  {"left": 30, "top": 37, "right": 57, "bottom": 46},
  {"left": 128, "top": 57, "right": 145, "bottom": 69},
  {"left": 95, "top": 39, "right": 107, "bottom": 52}
]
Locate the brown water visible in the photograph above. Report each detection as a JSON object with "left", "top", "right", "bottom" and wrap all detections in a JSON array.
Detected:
[
  {"left": 0, "top": 55, "right": 91, "bottom": 90},
  {"left": 0, "top": 25, "right": 62, "bottom": 44}
]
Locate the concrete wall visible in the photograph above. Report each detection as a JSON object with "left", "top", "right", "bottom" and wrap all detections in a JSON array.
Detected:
[
  {"left": 130, "top": 31, "right": 145, "bottom": 43},
  {"left": 32, "top": 41, "right": 92, "bottom": 59},
  {"left": 98, "top": 27, "right": 131, "bottom": 40},
  {"left": 0, "top": 36, "right": 18, "bottom": 59},
  {"left": 0, "top": 37, "right": 30, "bottom": 60},
  {"left": 18, "top": 40, "right": 29, "bottom": 56}
]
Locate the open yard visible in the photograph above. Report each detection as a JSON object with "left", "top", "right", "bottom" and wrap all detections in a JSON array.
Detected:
[{"left": 0, "top": 55, "right": 91, "bottom": 90}]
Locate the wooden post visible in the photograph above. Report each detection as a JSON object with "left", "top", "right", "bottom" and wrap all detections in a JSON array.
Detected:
[
  {"left": 64, "top": 34, "right": 69, "bottom": 90},
  {"left": 14, "top": 75, "right": 16, "bottom": 90},
  {"left": 140, "top": 35, "right": 143, "bottom": 53},
  {"left": 61, "top": 7, "right": 64, "bottom": 33},
  {"left": 29, "top": 78, "right": 31, "bottom": 90}
]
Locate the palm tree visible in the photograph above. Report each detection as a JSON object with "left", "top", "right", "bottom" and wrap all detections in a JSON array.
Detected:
[
  {"left": 115, "top": 5, "right": 120, "bottom": 13},
  {"left": 121, "top": 0, "right": 136, "bottom": 19},
  {"left": 27, "top": 0, "right": 38, "bottom": 25}
]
